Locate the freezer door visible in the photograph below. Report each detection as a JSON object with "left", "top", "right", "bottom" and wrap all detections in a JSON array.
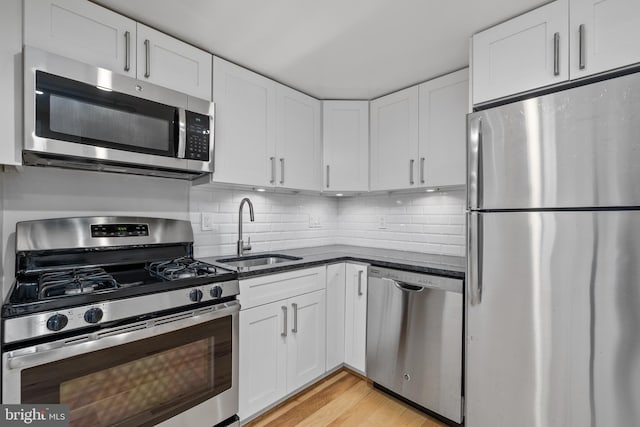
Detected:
[
  {"left": 467, "top": 71, "right": 640, "bottom": 210},
  {"left": 466, "top": 211, "right": 640, "bottom": 427}
]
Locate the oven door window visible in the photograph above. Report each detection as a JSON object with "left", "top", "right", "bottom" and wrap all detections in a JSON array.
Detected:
[
  {"left": 21, "top": 316, "right": 232, "bottom": 427},
  {"left": 35, "top": 71, "right": 178, "bottom": 158}
]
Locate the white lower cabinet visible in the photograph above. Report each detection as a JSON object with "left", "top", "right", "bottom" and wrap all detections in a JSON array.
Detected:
[
  {"left": 239, "top": 300, "right": 288, "bottom": 418},
  {"left": 286, "top": 291, "right": 326, "bottom": 390},
  {"left": 325, "top": 263, "right": 346, "bottom": 370},
  {"left": 324, "top": 263, "right": 368, "bottom": 374},
  {"left": 238, "top": 267, "right": 326, "bottom": 421},
  {"left": 344, "top": 263, "right": 367, "bottom": 373}
]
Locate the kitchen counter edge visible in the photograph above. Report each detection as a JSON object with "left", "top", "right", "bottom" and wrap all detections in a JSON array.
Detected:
[{"left": 202, "top": 246, "right": 465, "bottom": 280}]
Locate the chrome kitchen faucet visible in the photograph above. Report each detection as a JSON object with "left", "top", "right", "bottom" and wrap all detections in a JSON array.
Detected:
[{"left": 237, "top": 198, "right": 255, "bottom": 256}]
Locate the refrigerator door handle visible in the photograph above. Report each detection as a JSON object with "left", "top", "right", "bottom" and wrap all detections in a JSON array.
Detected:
[
  {"left": 468, "top": 117, "right": 482, "bottom": 210},
  {"left": 469, "top": 212, "right": 483, "bottom": 305}
]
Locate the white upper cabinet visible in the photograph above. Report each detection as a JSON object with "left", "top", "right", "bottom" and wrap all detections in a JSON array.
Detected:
[
  {"left": 569, "top": 0, "right": 640, "bottom": 79},
  {"left": 371, "top": 71, "right": 468, "bottom": 192},
  {"left": 472, "top": 0, "right": 569, "bottom": 105},
  {"left": 418, "top": 69, "right": 469, "bottom": 188},
  {"left": 212, "top": 56, "right": 277, "bottom": 188},
  {"left": 25, "top": 0, "right": 212, "bottom": 99},
  {"left": 473, "top": 0, "right": 640, "bottom": 105},
  {"left": 276, "top": 86, "right": 322, "bottom": 191},
  {"left": 213, "top": 57, "right": 321, "bottom": 191},
  {"left": 370, "top": 86, "right": 419, "bottom": 191},
  {"left": 136, "top": 24, "right": 212, "bottom": 100},
  {"left": 322, "top": 101, "right": 369, "bottom": 193},
  {"left": 0, "top": 0, "right": 22, "bottom": 166},
  {"left": 24, "top": 0, "right": 136, "bottom": 78}
]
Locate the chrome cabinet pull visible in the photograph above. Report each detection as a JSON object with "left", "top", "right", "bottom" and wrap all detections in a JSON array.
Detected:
[
  {"left": 280, "top": 158, "right": 285, "bottom": 184},
  {"left": 291, "top": 303, "right": 298, "bottom": 333},
  {"left": 326, "top": 165, "right": 330, "bottom": 188},
  {"left": 357, "top": 270, "right": 364, "bottom": 296},
  {"left": 420, "top": 157, "right": 425, "bottom": 184},
  {"left": 124, "top": 31, "right": 131, "bottom": 72},
  {"left": 281, "top": 306, "right": 288, "bottom": 337},
  {"left": 553, "top": 32, "right": 560, "bottom": 76},
  {"left": 409, "top": 159, "right": 415, "bottom": 185},
  {"left": 270, "top": 157, "right": 276, "bottom": 184},
  {"left": 144, "top": 39, "right": 151, "bottom": 78},
  {"left": 579, "top": 24, "right": 586, "bottom": 70}
]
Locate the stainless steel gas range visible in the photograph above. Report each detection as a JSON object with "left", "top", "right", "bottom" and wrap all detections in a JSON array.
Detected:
[{"left": 1, "top": 216, "right": 239, "bottom": 427}]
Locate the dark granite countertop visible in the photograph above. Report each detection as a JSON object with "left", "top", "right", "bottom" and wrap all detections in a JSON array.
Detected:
[{"left": 202, "top": 245, "right": 465, "bottom": 280}]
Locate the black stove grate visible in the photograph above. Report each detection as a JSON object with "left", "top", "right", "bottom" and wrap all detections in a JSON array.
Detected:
[
  {"left": 146, "top": 256, "right": 219, "bottom": 280},
  {"left": 38, "top": 267, "right": 118, "bottom": 299}
]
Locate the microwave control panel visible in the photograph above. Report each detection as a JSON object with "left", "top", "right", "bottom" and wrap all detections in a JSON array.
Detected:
[{"left": 184, "top": 112, "right": 211, "bottom": 161}]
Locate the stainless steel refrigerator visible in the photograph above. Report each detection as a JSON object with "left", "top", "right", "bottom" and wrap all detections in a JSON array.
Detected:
[{"left": 466, "top": 72, "right": 640, "bottom": 427}]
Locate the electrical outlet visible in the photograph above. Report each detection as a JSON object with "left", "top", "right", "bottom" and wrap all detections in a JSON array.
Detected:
[
  {"left": 201, "top": 212, "right": 214, "bottom": 231},
  {"left": 309, "top": 214, "right": 321, "bottom": 228},
  {"left": 377, "top": 216, "right": 387, "bottom": 229}
]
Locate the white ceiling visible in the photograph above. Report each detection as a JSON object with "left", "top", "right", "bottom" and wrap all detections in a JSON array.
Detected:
[{"left": 93, "top": 0, "right": 548, "bottom": 100}]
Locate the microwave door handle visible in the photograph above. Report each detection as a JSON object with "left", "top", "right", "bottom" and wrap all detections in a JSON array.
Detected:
[{"left": 177, "top": 108, "right": 187, "bottom": 158}]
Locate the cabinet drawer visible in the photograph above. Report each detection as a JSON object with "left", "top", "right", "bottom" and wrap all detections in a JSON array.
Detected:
[{"left": 239, "top": 267, "right": 326, "bottom": 310}]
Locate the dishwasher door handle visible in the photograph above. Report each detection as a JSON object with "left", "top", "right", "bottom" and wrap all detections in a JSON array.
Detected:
[{"left": 389, "top": 279, "right": 424, "bottom": 293}]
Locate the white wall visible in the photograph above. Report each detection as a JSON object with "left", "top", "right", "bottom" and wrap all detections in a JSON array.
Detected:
[
  {"left": 1, "top": 166, "right": 190, "bottom": 297},
  {"left": 337, "top": 189, "right": 466, "bottom": 256},
  {"left": 190, "top": 185, "right": 339, "bottom": 258}
]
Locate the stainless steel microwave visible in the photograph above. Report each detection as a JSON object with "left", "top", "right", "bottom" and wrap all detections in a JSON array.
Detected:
[{"left": 24, "top": 46, "right": 214, "bottom": 180}]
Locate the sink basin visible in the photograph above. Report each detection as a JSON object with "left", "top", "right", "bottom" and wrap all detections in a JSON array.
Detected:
[{"left": 216, "top": 254, "right": 302, "bottom": 269}]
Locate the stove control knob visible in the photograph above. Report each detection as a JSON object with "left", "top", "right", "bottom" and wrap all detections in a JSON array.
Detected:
[
  {"left": 189, "top": 289, "right": 203, "bottom": 302},
  {"left": 210, "top": 286, "right": 223, "bottom": 298},
  {"left": 84, "top": 308, "right": 104, "bottom": 324},
  {"left": 46, "top": 313, "right": 68, "bottom": 332}
]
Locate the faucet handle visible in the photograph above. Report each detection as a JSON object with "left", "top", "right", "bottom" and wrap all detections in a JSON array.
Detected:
[{"left": 243, "top": 236, "right": 252, "bottom": 251}]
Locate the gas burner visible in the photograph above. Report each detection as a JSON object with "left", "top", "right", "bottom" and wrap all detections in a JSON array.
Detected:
[
  {"left": 146, "top": 257, "right": 219, "bottom": 280},
  {"left": 39, "top": 267, "right": 118, "bottom": 299}
]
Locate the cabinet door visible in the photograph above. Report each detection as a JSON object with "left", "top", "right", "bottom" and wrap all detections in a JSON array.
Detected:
[
  {"left": 239, "top": 301, "right": 287, "bottom": 420},
  {"left": 276, "top": 86, "right": 322, "bottom": 191},
  {"left": 322, "top": 101, "right": 369, "bottom": 192},
  {"left": 472, "top": 0, "right": 569, "bottom": 105},
  {"left": 136, "top": 24, "right": 212, "bottom": 100},
  {"left": 287, "top": 290, "right": 326, "bottom": 392},
  {"left": 24, "top": 0, "right": 136, "bottom": 77},
  {"left": 570, "top": 0, "right": 640, "bottom": 79},
  {"left": 212, "top": 56, "right": 276, "bottom": 187},
  {"left": 418, "top": 69, "right": 469, "bottom": 188},
  {"left": 325, "top": 263, "right": 346, "bottom": 370},
  {"left": 370, "top": 86, "right": 419, "bottom": 191},
  {"left": 0, "top": 0, "right": 22, "bottom": 166},
  {"left": 344, "top": 264, "right": 367, "bottom": 373}
]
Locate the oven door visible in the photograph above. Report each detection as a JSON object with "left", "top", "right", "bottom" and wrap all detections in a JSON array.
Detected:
[{"left": 2, "top": 301, "right": 239, "bottom": 427}]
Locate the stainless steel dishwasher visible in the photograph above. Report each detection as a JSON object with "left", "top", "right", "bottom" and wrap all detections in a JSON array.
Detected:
[{"left": 366, "top": 266, "right": 463, "bottom": 424}]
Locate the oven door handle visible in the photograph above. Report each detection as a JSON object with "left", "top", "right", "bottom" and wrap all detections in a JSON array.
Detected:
[{"left": 6, "top": 301, "right": 240, "bottom": 370}]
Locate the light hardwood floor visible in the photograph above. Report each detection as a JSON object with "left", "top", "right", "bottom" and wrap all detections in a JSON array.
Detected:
[{"left": 244, "top": 369, "right": 447, "bottom": 427}]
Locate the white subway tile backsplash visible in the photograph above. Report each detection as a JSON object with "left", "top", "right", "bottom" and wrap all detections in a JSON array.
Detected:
[
  {"left": 190, "top": 187, "right": 467, "bottom": 258},
  {"left": 337, "top": 190, "right": 466, "bottom": 257},
  {"left": 190, "top": 185, "right": 340, "bottom": 258}
]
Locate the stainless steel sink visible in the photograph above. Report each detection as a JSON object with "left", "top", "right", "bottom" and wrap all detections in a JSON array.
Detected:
[{"left": 216, "top": 254, "right": 302, "bottom": 269}]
